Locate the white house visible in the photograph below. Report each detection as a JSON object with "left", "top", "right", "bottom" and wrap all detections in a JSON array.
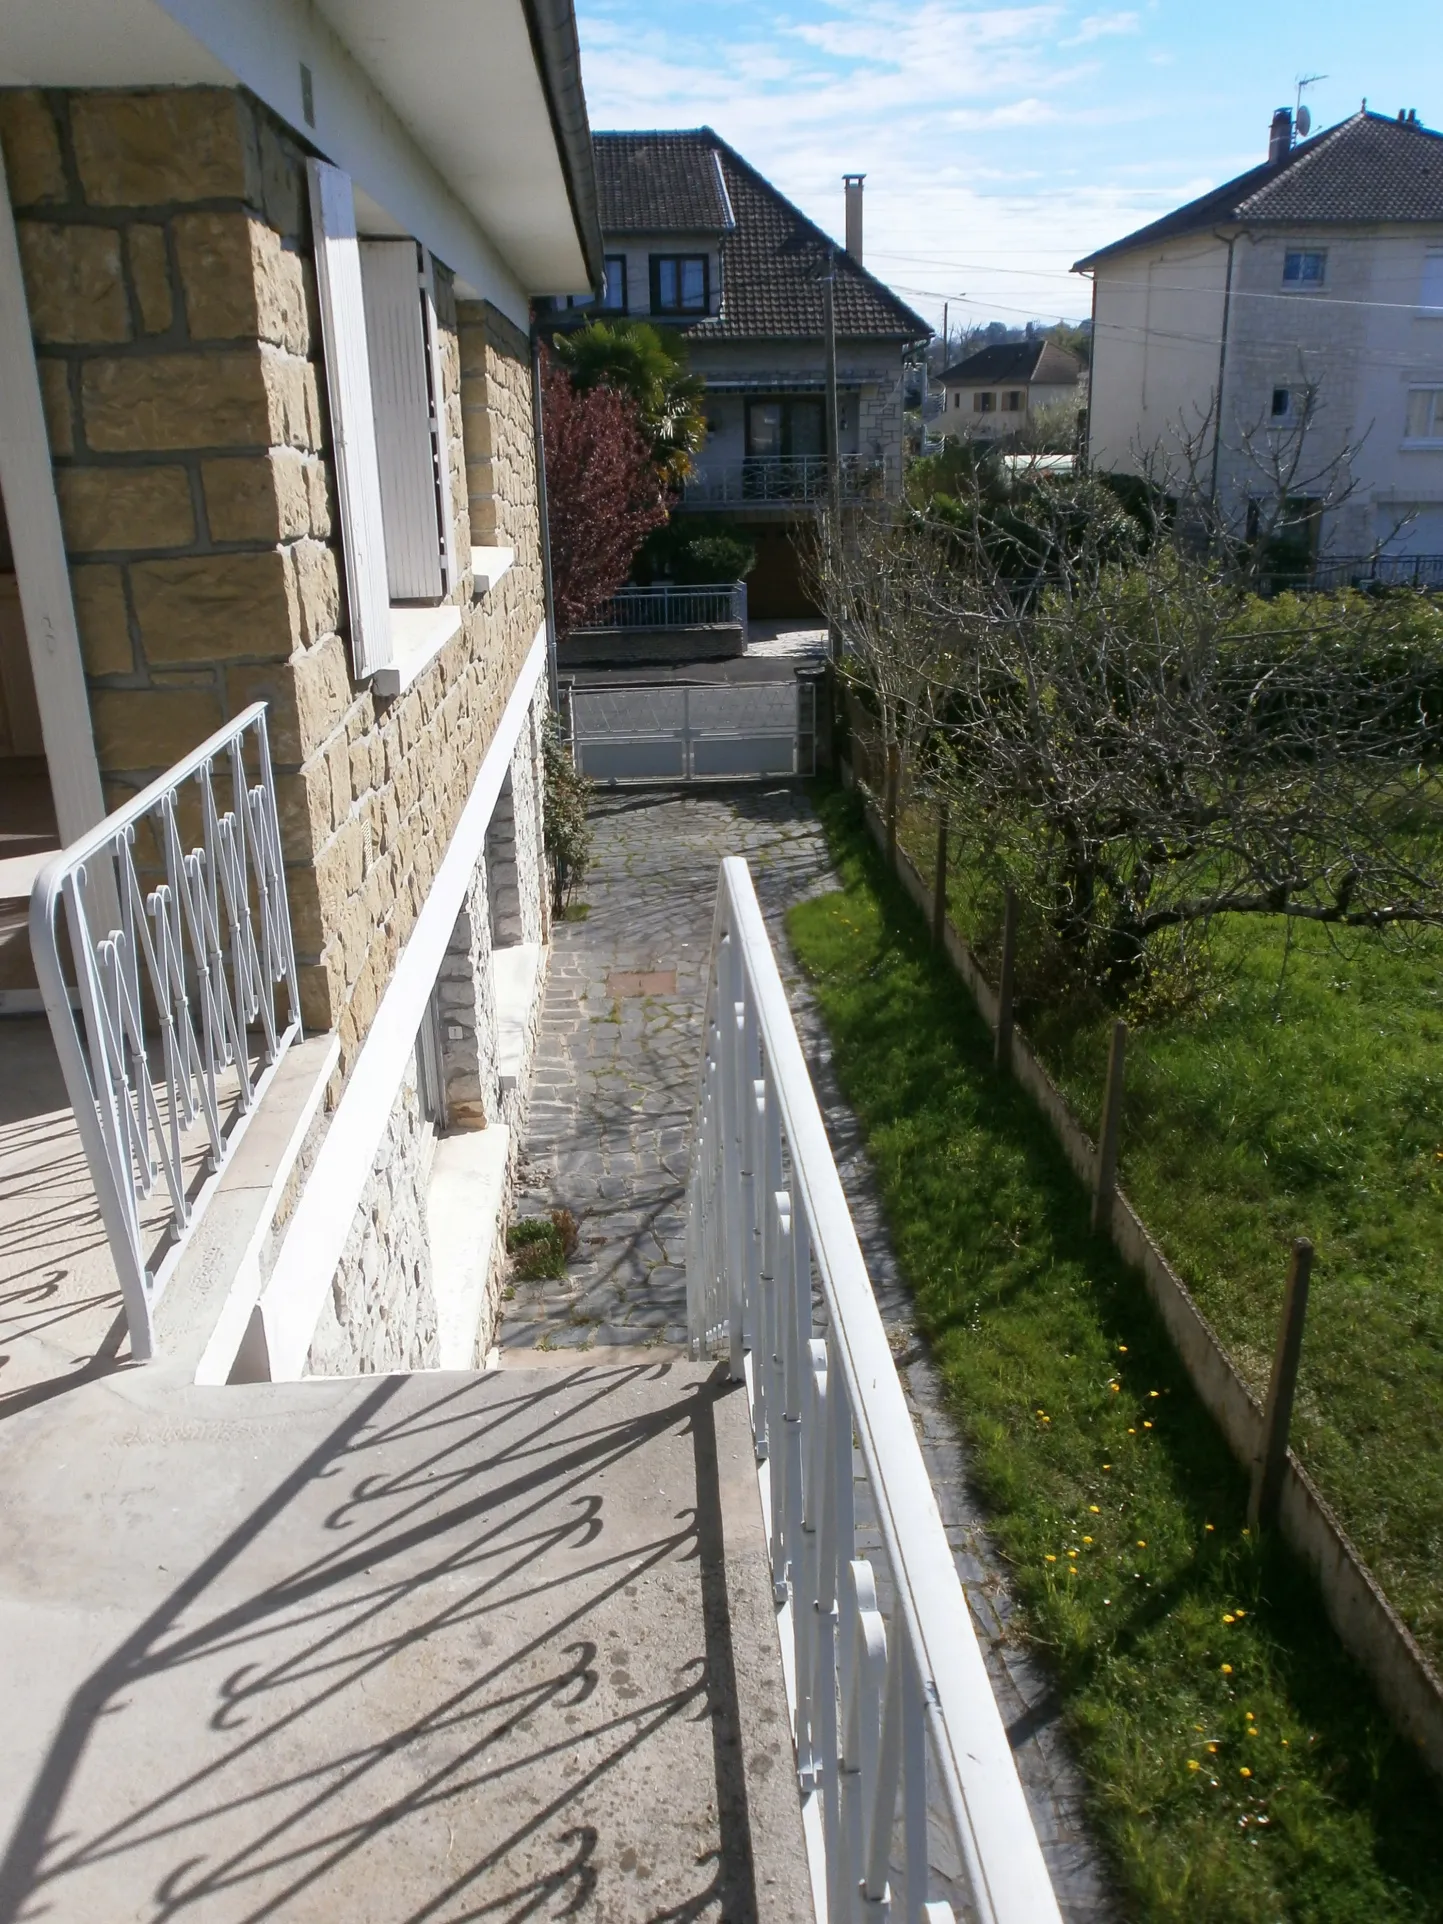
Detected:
[
  {"left": 1076, "top": 107, "right": 1443, "bottom": 570},
  {"left": 936, "top": 338, "right": 1083, "bottom": 442}
]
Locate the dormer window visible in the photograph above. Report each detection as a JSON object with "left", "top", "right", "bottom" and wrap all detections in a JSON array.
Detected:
[{"left": 650, "top": 254, "right": 709, "bottom": 315}]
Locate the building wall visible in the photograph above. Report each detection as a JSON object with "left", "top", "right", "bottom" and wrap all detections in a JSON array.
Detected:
[
  {"left": 0, "top": 83, "right": 546, "bottom": 1071},
  {"left": 1086, "top": 232, "right": 1231, "bottom": 484},
  {"left": 937, "top": 378, "right": 1079, "bottom": 439}
]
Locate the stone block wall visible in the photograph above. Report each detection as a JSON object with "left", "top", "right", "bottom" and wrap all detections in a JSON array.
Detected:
[
  {"left": 437, "top": 854, "right": 501, "bottom": 1130},
  {"left": 486, "top": 695, "right": 546, "bottom": 947},
  {"left": 860, "top": 369, "right": 905, "bottom": 494},
  {"left": 305, "top": 1049, "right": 439, "bottom": 1375},
  {"left": 2, "top": 85, "right": 546, "bottom": 1068}
]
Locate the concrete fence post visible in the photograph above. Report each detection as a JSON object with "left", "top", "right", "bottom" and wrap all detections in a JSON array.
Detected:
[
  {"left": 1091, "top": 1019, "right": 1127, "bottom": 1234},
  {"left": 994, "top": 887, "right": 1018, "bottom": 1071},
  {"left": 931, "top": 801, "right": 949, "bottom": 949},
  {"left": 1249, "top": 1238, "right": 1314, "bottom": 1532}
]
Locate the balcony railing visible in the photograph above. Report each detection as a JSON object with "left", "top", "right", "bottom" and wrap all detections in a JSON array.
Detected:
[
  {"left": 686, "top": 857, "right": 1061, "bottom": 1924},
  {"left": 682, "top": 452, "right": 886, "bottom": 508},
  {"left": 584, "top": 581, "right": 747, "bottom": 630},
  {"left": 1302, "top": 553, "right": 1443, "bottom": 592},
  {"left": 29, "top": 703, "right": 300, "bottom": 1360}
]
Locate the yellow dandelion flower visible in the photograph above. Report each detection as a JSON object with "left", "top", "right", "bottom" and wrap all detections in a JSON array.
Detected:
[
  {"left": 1068, "top": 1548, "right": 1078, "bottom": 1557},
  {"left": 1234, "top": 1609, "right": 1246, "bottom": 1619},
  {"left": 1221, "top": 1663, "right": 1233, "bottom": 1675},
  {"left": 1102, "top": 1463, "right": 1112, "bottom": 1471},
  {"left": 1137, "top": 1540, "right": 1147, "bottom": 1548},
  {"left": 1245, "top": 1709, "right": 1255, "bottom": 1720},
  {"left": 1045, "top": 1554, "right": 1057, "bottom": 1563},
  {"left": 1223, "top": 1613, "right": 1235, "bottom": 1624},
  {"left": 1187, "top": 1759, "right": 1200, "bottom": 1770},
  {"left": 1149, "top": 1390, "right": 1160, "bottom": 1399},
  {"left": 1205, "top": 1523, "right": 1215, "bottom": 1533},
  {"left": 1128, "top": 1427, "right": 1136, "bottom": 1434},
  {"left": 1144, "top": 1420, "right": 1153, "bottom": 1429},
  {"left": 1206, "top": 1742, "right": 1218, "bottom": 1754},
  {"left": 1089, "top": 1504, "right": 1100, "bottom": 1513},
  {"left": 1083, "top": 1535, "right": 1093, "bottom": 1544},
  {"left": 1118, "top": 1345, "right": 1128, "bottom": 1353},
  {"left": 1240, "top": 1767, "right": 1252, "bottom": 1779}
]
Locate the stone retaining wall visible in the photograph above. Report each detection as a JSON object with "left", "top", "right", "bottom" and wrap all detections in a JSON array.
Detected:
[{"left": 305, "top": 1049, "right": 439, "bottom": 1376}]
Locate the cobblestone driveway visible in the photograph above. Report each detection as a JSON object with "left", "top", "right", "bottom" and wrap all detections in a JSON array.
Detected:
[{"left": 505, "top": 784, "right": 1112, "bottom": 1922}]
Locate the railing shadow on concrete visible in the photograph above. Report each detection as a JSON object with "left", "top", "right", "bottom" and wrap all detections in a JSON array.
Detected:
[
  {"left": 28, "top": 703, "right": 300, "bottom": 1360},
  {"left": 686, "top": 856, "right": 1062, "bottom": 1924},
  {"left": 0, "top": 1363, "right": 758, "bottom": 1924}
]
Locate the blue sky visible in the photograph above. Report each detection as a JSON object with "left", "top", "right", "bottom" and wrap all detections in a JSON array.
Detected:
[{"left": 572, "top": 0, "right": 1442, "bottom": 339}]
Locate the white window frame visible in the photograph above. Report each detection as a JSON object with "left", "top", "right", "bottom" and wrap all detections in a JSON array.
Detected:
[
  {"left": 1282, "top": 248, "right": 1327, "bottom": 289},
  {"left": 1420, "top": 250, "right": 1443, "bottom": 318},
  {"left": 1404, "top": 386, "right": 1443, "bottom": 447},
  {"left": 307, "top": 159, "right": 392, "bottom": 680}
]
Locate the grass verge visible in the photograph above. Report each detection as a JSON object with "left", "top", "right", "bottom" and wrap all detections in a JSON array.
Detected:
[
  {"left": 789, "top": 783, "right": 1443, "bottom": 1923},
  {"left": 900, "top": 796, "right": 1443, "bottom": 1678}
]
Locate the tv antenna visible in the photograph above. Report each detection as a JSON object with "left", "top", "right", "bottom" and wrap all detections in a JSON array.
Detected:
[{"left": 1294, "top": 72, "right": 1326, "bottom": 139}]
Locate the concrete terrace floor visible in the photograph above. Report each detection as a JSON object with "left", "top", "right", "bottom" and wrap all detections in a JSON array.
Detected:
[{"left": 505, "top": 785, "right": 1114, "bottom": 1922}]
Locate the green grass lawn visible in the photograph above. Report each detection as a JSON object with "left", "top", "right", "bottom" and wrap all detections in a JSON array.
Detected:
[
  {"left": 897, "top": 800, "right": 1443, "bottom": 1681},
  {"left": 790, "top": 785, "right": 1443, "bottom": 1923}
]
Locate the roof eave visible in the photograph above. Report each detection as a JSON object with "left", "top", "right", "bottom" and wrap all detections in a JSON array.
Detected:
[{"left": 519, "top": 0, "right": 605, "bottom": 291}]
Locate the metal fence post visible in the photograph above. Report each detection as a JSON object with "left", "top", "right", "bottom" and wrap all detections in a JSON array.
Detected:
[
  {"left": 1091, "top": 1019, "right": 1127, "bottom": 1234},
  {"left": 994, "top": 887, "right": 1018, "bottom": 1072},
  {"left": 1248, "top": 1238, "right": 1313, "bottom": 1532}
]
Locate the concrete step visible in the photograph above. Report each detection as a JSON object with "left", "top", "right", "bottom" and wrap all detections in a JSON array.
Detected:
[{"left": 0, "top": 1361, "right": 811, "bottom": 1922}]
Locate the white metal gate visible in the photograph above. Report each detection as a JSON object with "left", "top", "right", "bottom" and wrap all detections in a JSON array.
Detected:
[{"left": 569, "top": 680, "right": 815, "bottom": 783}]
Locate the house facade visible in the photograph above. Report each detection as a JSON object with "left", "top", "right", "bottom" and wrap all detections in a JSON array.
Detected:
[
  {"left": 556, "top": 129, "right": 929, "bottom": 615},
  {"left": 936, "top": 338, "right": 1083, "bottom": 442},
  {"left": 1077, "top": 108, "right": 1443, "bottom": 566},
  {"left": 0, "top": 0, "right": 602, "bottom": 1381}
]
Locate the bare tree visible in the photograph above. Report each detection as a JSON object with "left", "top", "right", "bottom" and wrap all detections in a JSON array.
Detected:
[{"left": 811, "top": 449, "right": 1443, "bottom": 998}]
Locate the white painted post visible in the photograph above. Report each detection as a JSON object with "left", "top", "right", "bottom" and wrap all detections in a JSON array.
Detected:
[{"left": 0, "top": 147, "right": 107, "bottom": 848}]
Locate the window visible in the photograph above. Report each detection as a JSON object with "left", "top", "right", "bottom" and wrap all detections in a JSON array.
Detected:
[
  {"left": 650, "top": 254, "right": 708, "bottom": 314},
  {"left": 973, "top": 391, "right": 996, "bottom": 413},
  {"left": 1271, "top": 387, "right": 1292, "bottom": 418},
  {"left": 1003, "top": 389, "right": 1025, "bottom": 412},
  {"left": 602, "top": 255, "right": 628, "bottom": 312},
  {"left": 359, "top": 239, "right": 457, "bottom": 603},
  {"left": 1282, "top": 249, "right": 1327, "bottom": 286},
  {"left": 745, "top": 397, "right": 825, "bottom": 458},
  {"left": 1421, "top": 251, "right": 1443, "bottom": 316},
  {"left": 1405, "top": 388, "right": 1443, "bottom": 443},
  {"left": 415, "top": 991, "right": 447, "bottom": 1126},
  {"left": 952, "top": 390, "right": 960, "bottom": 410}
]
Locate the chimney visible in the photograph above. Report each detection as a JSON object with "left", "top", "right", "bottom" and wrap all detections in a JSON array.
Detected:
[
  {"left": 1268, "top": 107, "right": 1292, "bottom": 164},
  {"left": 843, "top": 173, "right": 865, "bottom": 265}
]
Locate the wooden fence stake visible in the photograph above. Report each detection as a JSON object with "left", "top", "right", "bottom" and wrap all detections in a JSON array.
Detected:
[
  {"left": 994, "top": 886, "right": 1018, "bottom": 1070},
  {"left": 1090, "top": 1019, "right": 1127, "bottom": 1233},
  {"left": 1248, "top": 1238, "right": 1313, "bottom": 1533},
  {"left": 931, "top": 801, "right": 949, "bottom": 948}
]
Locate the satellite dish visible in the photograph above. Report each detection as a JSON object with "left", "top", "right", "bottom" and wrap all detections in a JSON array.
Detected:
[{"left": 1296, "top": 104, "right": 1312, "bottom": 138}]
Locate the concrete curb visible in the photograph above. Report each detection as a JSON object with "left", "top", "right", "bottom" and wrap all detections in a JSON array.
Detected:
[{"left": 845, "top": 771, "right": 1443, "bottom": 1790}]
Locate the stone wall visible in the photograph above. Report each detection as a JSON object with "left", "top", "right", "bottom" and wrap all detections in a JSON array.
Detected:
[
  {"left": 305, "top": 1049, "right": 440, "bottom": 1375},
  {"left": 486, "top": 694, "right": 546, "bottom": 947},
  {"left": 1, "top": 85, "right": 546, "bottom": 1067},
  {"left": 437, "top": 854, "right": 501, "bottom": 1130}
]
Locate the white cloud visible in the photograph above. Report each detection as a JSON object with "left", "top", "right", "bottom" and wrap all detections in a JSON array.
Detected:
[{"left": 573, "top": 0, "right": 1208, "bottom": 327}]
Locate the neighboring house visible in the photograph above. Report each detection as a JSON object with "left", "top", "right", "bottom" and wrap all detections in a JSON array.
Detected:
[
  {"left": 0, "top": 0, "right": 601, "bottom": 1381},
  {"left": 1076, "top": 107, "right": 1443, "bottom": 567},
  {"left": 936, "top": 339, "right": 1083, "bottom": 442},
  {"left": 550, "top": 129, "right": 930, "bottom": 614}
]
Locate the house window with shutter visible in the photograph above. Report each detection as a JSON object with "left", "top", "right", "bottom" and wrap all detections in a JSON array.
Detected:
[{"left": 307, "top": 160, "right": 461, "bottom": 688}]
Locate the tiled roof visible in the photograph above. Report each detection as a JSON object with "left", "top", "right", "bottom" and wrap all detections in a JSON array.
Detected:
[
  {"left": 1075, "top": 111, "right": 1443, "bottom": 269},
  {"left": 940, "top": 340, "right": 1081, "bottom": 386},
  {"left": 593, "top": 128, "right": 930, "bottom": 343},
  {"left": 594, "top": 131, "right": 733, "bottom": 234}
]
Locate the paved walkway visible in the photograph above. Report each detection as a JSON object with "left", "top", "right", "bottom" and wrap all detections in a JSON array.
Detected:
[{"left": 506, "top": 786, "right": 1113, "bottom": 1921}]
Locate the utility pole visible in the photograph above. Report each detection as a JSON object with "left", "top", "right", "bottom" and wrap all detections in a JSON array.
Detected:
[{"left": 823, "top": 247, "right": 842, "bottom": 662}]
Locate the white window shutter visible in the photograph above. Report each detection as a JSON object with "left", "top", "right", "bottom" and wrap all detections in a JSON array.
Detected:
[
  {"left": 307, "top": 160, "right": 392, "bottom": 678},
  {"left": 360, "top": 240, "right": 445, "bottom": 601},
  {"left": 422, "top": 250, "right": 458, "bottom": 594}
]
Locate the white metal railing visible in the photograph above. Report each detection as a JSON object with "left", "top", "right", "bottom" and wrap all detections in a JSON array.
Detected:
[
  {"left": 29, "top": 703, "right": 300, "bottom": 1360},
  {"left": 586, "top": 581, "right": 748, "bottom": 630},
  {"left": 686, "top": 858, "right": 1061, "bottom": 1924}
]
